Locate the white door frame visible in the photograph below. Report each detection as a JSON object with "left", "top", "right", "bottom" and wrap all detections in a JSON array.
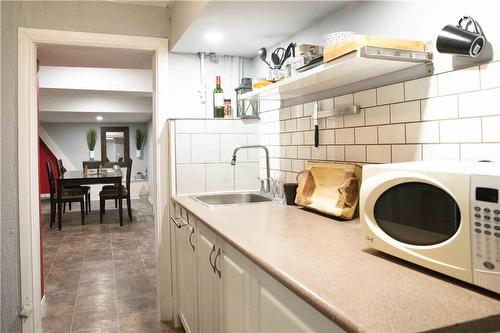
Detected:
[{"left": 18, "top": 27, "right": 173, "bottom": 332}]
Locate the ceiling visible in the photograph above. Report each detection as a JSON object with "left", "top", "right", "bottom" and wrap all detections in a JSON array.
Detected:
[
  {"left": 39, "top": 111, "right": 152, "bottom": 123},
  {"left": 171, "top": 1, "right": 343, "bottom": 57},
  {"left": 38, "top": 45, "right": 153, "bottom": 69}
]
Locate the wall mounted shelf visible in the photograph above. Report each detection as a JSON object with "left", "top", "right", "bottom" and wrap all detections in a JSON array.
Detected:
[{"left": 240, "top": 46, "right": 433, "bottom": 103}]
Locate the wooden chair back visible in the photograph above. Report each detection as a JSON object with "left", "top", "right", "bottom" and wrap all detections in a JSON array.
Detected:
[
  {"left": 46, "top": 161, "right": 56, "bottom": 199},
  {"left": 125, "top": 159, "right": 133, "bottom": 192},
  {"left": 56, "top": 159, "right": 66, "bottom": 176}
]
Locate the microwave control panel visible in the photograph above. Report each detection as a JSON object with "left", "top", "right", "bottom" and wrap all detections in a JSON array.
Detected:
[{"left": 470, "top": 175, "right": 500, "bottom": 279}]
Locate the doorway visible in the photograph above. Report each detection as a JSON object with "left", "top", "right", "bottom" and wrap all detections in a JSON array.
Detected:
[{"left": 18, "top": 28, "right": 172, "bottom": 332}]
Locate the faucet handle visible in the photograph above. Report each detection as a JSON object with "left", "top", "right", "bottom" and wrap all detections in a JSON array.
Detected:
[{"left": 257, "top": 177, "right": 266, "bottom": 192}]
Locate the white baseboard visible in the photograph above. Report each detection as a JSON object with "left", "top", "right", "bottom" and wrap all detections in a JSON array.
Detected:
[{"left": 40, "top": 295, "right": 47, "bottom": 318}]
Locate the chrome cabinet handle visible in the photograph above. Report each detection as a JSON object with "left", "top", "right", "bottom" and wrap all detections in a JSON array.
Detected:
[
  {"left": 209, "top": 244, "right": 216, "bottom": 272},
  {"left": 188, "top": 227, "right": 195, "bottom": 252},
  {"left": 214, "top": 248, "right": 221, "bottom": 278},
  {"left": 170, "top": 216, "right": 188, "bottom": 228}
]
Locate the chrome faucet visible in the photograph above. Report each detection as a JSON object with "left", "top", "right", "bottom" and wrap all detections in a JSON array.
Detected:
[{"left": 231, "top": 145, "right": 271, "bottom": 194}]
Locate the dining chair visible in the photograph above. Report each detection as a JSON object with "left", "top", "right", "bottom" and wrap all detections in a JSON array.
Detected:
[
  {"left": 99, "top": 158, "right": 133, "bottom": 224},
  {"left": 57, "top": 159, "right": 91, "bottom": 215},
  {"left": 46, "top": 161, "right": 86, "bottom": 229}
]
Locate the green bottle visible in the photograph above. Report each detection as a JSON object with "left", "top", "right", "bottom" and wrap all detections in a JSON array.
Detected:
[{"left": 213, "top": 75, "right": 224, "bottom": 118}]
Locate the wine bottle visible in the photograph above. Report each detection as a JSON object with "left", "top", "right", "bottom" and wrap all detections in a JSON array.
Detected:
[{"left": 213, "top": 75, "right": 224, "bottom": 118}]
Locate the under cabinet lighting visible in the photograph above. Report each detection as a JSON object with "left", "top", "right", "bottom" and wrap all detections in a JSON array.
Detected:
[
  {"left": 204, "top": 31, "right": 224, "bottom": 43},
  {"left": 96, "top": 116, "right": 103, "bottom": 121}
]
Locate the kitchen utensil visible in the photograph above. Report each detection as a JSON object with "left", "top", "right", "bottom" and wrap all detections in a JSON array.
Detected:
[
  {"left": 258, "top": 47, "right": 272, "bottom": 68},
  {"left": 295, "top": 55, "right": 323, "bottom": 73},
  {"left": 271, "top": 47, "right": 285, "bottom": 68},
  {"left": 436, "top": 16, "right": 486, "bottom": 57},
  {"left": 280, "top": 42, "right": 296, "bottom": 66},
  {"left": 295, "top": 162, "right": 361, "bottom": 220},
  {"left": 284, "top": 183, "right": 298, "bottom": 205}
]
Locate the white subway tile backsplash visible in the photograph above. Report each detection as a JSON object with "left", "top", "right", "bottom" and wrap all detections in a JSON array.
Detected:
[
  {"left": 326, "top": 116, "right": 344, "bottom": 129},
  {"left": 297, "top": 146, "right": 311, "bottom": 159},
  {"left": 459, "top": 88, "right": 500, "bottom": 118},
  {"left": 390, "top": 101, "right": 420, "bottom": 123},
  {"left": 365, "top": 105, "right": 390, "bottom": 126},
  {"left": 405, "top": 121, "right": 439, "bottom": 143},
  {"left": 235, "top": 120, "right": 259, "bottom": 134},
  {"left": 235, "top": 162, "right": 260, "bottom": 191},
  {"left": 206, "top": 164, "right": 234, "bottom": 192},
  {"left": 297, "top": 117, "right": 311, "bottom": 131},
  {"left": 279, "top": 121, "right": 286, "bottom": 132},
  {"left": 319, "top": 98, "right": 334, "bottom": 110},
  {"left": 344, "top": 109, "right": 365, "bottom": 127},
  {"left": 303, "top": 102, "right": 315, "bottom": 116},
  {"left": 377, "top": 83, "right": 404, "bottom": 105},
  {"left": 279, "top": 108, "right": 291, "bottom": 120},
  {"left": 482, "top": 116, "right": 500, "bottom": 142},
  {"left": 480, "top": 61, "right": 500, "bottom": 89},
  {"left": 327, "top": 146, "right": 345, "bottom": 161},
  {"left": 353, "top": 89, "right": 377, "bottom": 108},
  {"left": 285, "top": 146, "right": 298, "bottom": 158},
  {"left": 438, "top": 66, "right": 480, "bottom": 95},
  {"left": 205, "top": 119, "right": 234, "bottom": 133},
  {"left": 191, "top": 134, "right": 220, "bottom": 163},
  {"left": 378, "top": 124, "right": 405, "bottom": 144},
  {"left": 280, "top": 159, "right": 292, "bottom": 171},
  {"left": 304, "top": 131, "right": 315, "bottom": 145},
  {"left": 220, "top": 134, "right": 247, "bottom": 162},
  {"left": 392, "top": 145, "right": 422, "bottom": 163},
  {"left": 176, "top": 164, "right": 205, "bottom": 194},
  {"left": 280, "top": 133, "right": 291, "bottom": 145},
  {"left": 175, "top": 134, "right": 191, "bottom": 163},
  {"left": 460, "top": 143, "right": 500, "bottom": 162},
  {"left": 291, "top": 132, "right": 304, "bottom": 145},
  {"left": 176, "top": 120, "right": 204, "bottom": 133},
  {"left": 334, "top": 93, "right": 354, "bottom": 106},
  {"left": 404, "top": 75, "right": 438, "bottom": 101},
  {"left": 285, "top": 118, "right": 297, "bottom": 132},
  {"left": 335, "top": 128, "right": 355, "bottom": 144},
  {"left": 290, "top": 104, "right": 304, "bottom": 118},
  {"left": 345, "top": 145, "right": 366, "bottom": 162},
  {"left": 311, "top": 146, "right": 327, "bottom": 160},
  {"left": 320, "top": 129, "right": 335, "bottom": 145},
  {"left": 355, "top": 126, "right": 377, "bottom": 144},
  {"left": 439, "top": 118, "right": 481, "bottom": 143},
  {"left": 423, "top": 144, "right": 460, "bottom": 161},
  {"left": 367, "top": 145, "right": 391, "bottom": 163},
  {"left": 420, "top": 95, "right": 458, "bottom": 121},
  {"left": 292, "top": 159, "right": 305, "bottom": 172}
]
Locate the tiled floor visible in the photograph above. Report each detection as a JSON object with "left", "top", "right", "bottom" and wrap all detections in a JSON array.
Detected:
[{"left": 40, "top": 198, "right": 181, "bottom": 333}]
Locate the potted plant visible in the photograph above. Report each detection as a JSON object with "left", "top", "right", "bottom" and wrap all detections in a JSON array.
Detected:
[
  {"left": 136, "top": 129, "right": 146, "bottom": 158},
  {"left": 86, "top": 128, "right": 97, "bottom": 160}
]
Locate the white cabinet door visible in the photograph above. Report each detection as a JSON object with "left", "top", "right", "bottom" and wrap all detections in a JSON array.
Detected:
[
  {"left": 196, "top": 223, "right": 219, "bottom": 333},
  {"left": 217, "top": 242, "right": 251, "bottom": 333},
  {"left": 251, "top": 266, "right": 345, "bottom": 333},
  {"left": 176, "top": 214, "right": 198, "bottom": 333}
]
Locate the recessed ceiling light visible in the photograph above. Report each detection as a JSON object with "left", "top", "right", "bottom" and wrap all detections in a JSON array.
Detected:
[
  {"left": 96, "top": 116, "right": 103, "bottom": 121},
  {"left": 204, "top": 31, "right": 224, "bottom": 43}
]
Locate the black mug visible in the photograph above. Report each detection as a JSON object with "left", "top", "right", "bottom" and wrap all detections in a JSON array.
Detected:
[{"left": 436, "top": 16, "right": 486, "bottom": 57}]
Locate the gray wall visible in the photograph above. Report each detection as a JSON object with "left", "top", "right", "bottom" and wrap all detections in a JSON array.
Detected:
[
  {"left": 41, "top": 122, "right": 149, "bottom": 176},
  {"left": 0, "top": 2, "right": 169, "bottom": 331}
]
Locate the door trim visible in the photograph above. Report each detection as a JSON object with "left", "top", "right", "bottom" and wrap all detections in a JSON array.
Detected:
[{"left": 17, "top": 27, "right": 172, "bottom": 332}]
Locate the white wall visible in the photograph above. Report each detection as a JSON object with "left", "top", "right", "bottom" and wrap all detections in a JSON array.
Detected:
[
  {"left": 168, "top": 52, "right": 246, "bottom": 118},
  {"left": 174, "top": 119, "right": 260, "bottom": 194},
  {"left": 145, "top": 119, "right": 154, "bottom": 202}
]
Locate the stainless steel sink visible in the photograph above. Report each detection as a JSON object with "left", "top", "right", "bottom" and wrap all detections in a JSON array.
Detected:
[{"left": 190, "top": 192, "right": 272, "bottom": 206}]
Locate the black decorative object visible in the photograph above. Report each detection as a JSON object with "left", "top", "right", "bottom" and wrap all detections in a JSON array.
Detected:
[{"left": 436, "top": 16, "right": 486, "bottom": 57}]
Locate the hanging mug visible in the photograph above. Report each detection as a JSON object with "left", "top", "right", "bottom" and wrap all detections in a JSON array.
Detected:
[{"left": 436, "top": 16, "right": 486, "bottom": 57}]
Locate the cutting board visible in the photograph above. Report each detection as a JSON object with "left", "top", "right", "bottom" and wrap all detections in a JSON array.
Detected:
[
  {"left": 324, "top": 34, "right": 426, "bottom": 63},
  {"left": 295, "top": 162, "right": 362, "bottom": 220}
]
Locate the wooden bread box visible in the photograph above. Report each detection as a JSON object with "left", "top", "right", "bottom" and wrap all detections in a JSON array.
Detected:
[{"left": 295, "top": 162, "right": 362, "bottom": 220}]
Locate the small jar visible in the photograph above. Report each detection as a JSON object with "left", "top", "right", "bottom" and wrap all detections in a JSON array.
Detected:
[{"left": 224, "top": 99, "right": 232, "bottom": 118}]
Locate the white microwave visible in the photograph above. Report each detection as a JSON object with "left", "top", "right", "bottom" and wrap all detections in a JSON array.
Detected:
[{"left": 360, "top": 161, "right": 500, "bottom": 294}]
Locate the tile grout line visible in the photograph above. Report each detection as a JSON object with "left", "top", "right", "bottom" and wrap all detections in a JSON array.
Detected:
[
  {"left": 42, "top": 232, "right": 64, "bottom": 289},
  {"left": 69, "top": 232, "right": 88, "bottom": 333},
  {"left": 111, "top": 229, "right": 121, "bottom": 333}
]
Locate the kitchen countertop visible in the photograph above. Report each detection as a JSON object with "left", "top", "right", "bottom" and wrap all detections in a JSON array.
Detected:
[{"left": 172, "top": 195, "right": 500, "bottom": 333}]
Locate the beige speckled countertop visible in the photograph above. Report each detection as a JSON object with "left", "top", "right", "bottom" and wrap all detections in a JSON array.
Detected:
[{"left": 173, "top": 195, "right": 500, "bottom": 333}]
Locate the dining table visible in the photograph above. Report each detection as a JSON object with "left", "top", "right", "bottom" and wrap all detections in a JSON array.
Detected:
[{"left": 57, "top": 169, "right": 123, "bottom": 230}]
